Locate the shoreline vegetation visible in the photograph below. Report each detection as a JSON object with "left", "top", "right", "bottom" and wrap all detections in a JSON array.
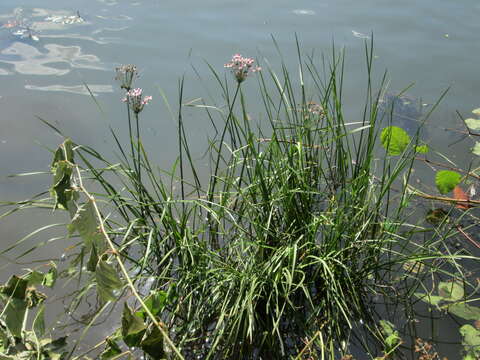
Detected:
[{"left": 1, "top": 40, "right": 479, "bottom": 359}]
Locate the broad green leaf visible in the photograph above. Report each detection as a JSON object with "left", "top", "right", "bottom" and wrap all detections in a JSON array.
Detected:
[
  {"left": 69, "top": 201, "right": 105, "bottom": 253},
  {"left": 50, "top": 161, "right": 75, "bottom": 210},
  {"left": 3, "top": 298, "right": 27, "bottom": 338},
  {"left": 0, "top": 275, "right": 28, "bottom": 299},
  {"left": 381, "top": 126, "right": 411, "bottom": 156},
  {"left": 444, "top": 303, "right": 480, "bottom": 320},
  {"left": 472, "top": 108, "right": 480, "bottom": 116},
  {"left": 33, "top": 304, "right": 46, "bottom": 338},
  {"left": 122, "top": 303, "right": 147, "bottom": 347},
  {"left": 25, "top": 271, "right": 45, "bottom": 286},
  {"left": 415, "top": 144, "right": 429, "bottom": 154},
  {"left": 438, "top": 281, "right": 464, "bottom": 301},
  {"left": 413, "top": 293, "right": 443, "bottom": 306},
  {"left": 460, "top": 324, "right": 480, "bottom": 357},
  {"left": 100, "top": 337, "right": 122, "bottom": 359},
  {"left": 87, "top": 245, "right": 99, "bottom": 272},
  {"left": 379, "top": 320, "right": 400, "bottom": 350},
  {"left": 42, "top": 262, "right": 57, "bottom": 288},
  {"left": 136, "top": 290, "right": 167, "bottom": 320},
  {"left": 95, "top": 257, "right": 123, "bottom": 303},
  {"left": 140, "top": 323, "right": 165, "bottom": 358},
  {"left": 435, "top": 170, "right": 461, "bottom": 194},
  {"left": 465, "top": 118, "right": 480, "bottom": 130},
  {"left": 379, "top": 320, "right": 396, "bottom": 337},
  {"left": 472, "top": 142, "right": 480, "bottom": 156},
  {"left": 51, "top": 138, "right": 74, "bottom": 168}
]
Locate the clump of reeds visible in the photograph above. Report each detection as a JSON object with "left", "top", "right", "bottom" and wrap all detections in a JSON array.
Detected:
[{"left": 2, "top": 40, "right": 474, "bottom": 359}]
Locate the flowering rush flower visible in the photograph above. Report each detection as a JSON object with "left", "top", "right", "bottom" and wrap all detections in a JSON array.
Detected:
[
  {"left": 115, "top": 64, "right": 138, "bottom": 91},
  {"left": 224, "top": 54, "right": 261, "bottom": 83},
  {"left": 122, "top": 88, "right": 152, "bottom": 114}
]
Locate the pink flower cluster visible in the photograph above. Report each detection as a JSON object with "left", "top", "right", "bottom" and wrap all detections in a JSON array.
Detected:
[
  {"left": 224, "top": 54, "right": 261, "bottom": 83},
  {"left": 122, "top": 88, "right": 152, "bottom": 114}
]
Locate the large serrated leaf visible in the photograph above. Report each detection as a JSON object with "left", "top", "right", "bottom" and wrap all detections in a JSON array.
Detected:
[
  {"left": 69, "top": 201, "right": 105, "bottom": 253},
  {"left": 95, "top": 257, "right": 123, "bottom": 303},
  {"left": 135, "top": 290, "right": 167, "bottom": 320},
  {"left": 140, "top": 323, "right": 165, "bottom": 358},
  {"left": 381, "top": 126, "right": 411, "bottom": 156},
  {"left": 100, "top": 337, "right": 122, "bottom": 359},
  {"left": 3, "top": 298, "right": 27, "bottom": 338},
  {"left": 33, "top": 304, "right": 46, "bottom": 338},
  {"left": 50, "top": 160, "right": 75, "bottom": 210},
  {"left": 122, "top": 303, "right": 147, "bottom": 347},
  {"left": 435, "top": 170, "right": 462, "bottom": 194},
  {"left": 0, "top": 276, "right": 28, "bottom": 299}
]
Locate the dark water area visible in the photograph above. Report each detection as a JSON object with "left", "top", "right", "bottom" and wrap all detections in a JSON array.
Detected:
[{"left": 0, "top": 0, "right": 479, "bottom": 358}]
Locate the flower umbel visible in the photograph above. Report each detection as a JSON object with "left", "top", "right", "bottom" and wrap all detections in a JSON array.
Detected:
[
  {"left": 122, "top": 88, "right": 152, "bottom": 114},
  {"left": 115, "top": 64, "right": 138, "bottom": 91},
  {"left": 224, "top": 54, "right": 261, "bottom": 83}
]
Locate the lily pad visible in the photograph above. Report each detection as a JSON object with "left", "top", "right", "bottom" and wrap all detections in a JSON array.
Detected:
[
  {"left": 381, "top": 126, "right": 411, "bottom": 156},
  {"left": 435, "top": 170, "right": 462, "bottom": 194},
  {"left": 438, "top": 281, "right": 464, "bottom": 301},
  {"left": 465, "top": 118, "right": 480, "bottom": 130}
]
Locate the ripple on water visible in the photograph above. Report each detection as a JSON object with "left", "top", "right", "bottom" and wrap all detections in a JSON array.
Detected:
[
  {"left": 0, "top": 42, "right": 106, "bottom": 75},
  {"left": 25, "top": 84, "right": 114, "bottom": 96},
  {"left": 292, "top": 9, "right": 316, "bottom": 16}
]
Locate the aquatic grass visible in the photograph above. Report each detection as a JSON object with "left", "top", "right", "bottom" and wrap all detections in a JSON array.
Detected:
[{"left": 1, "top": 39, "right": 477, "bottom": 359}]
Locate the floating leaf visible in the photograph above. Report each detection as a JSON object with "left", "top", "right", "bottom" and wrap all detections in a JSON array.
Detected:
[
  {"left": 472, "top": 142, "right": 480, "bottom": 156},
  {"left": 438, "top": 281, "right": 464, "bottom": 301},
  {"left": 472, "top": 108, "right": 480, "bottom": 116},
  {"left": 95, "top": 256, "right": 123, "bottom": 303},
  {"left": 426, "top": 208, "right": 448, "bottom": 225},
  {"left": 435, "top": 170, "right": 462, "bottom": 194},
  {"left": 379, "top": 320, "right": 401, "bottom": 350},
  {"left": 460, "top": 324, "right": 480, "bottom": 357},
  {"left": 414, "top": 293, "right": 443, "bottom": 306},
  {"left": 465, "top": 118, "right": 480, "bottom": 130},
  {"left": 415, "top": 144, "right": 429, "bottom": 154},
  {"left": 381, "top": 126, "right": 411, "bottom": 156},
  {"left": 444, "top": 303, "right": 480, "bottom": 320},
  {"left": 122, "top": 303, "right": 147, "bottom": 347}
]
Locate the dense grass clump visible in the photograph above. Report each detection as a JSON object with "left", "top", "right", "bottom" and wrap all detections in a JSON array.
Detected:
[{"left": 1, "top": 41, "right": 476, "bottom": 359}]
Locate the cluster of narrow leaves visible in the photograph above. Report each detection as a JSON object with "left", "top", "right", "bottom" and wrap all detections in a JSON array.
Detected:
[
  {"left": 49, "top": 139, "right": 168, "bottom": 359},
  {"left": 415, "top": 281, "right": 480, "bottom": 359},
  {"left": 0, "top": 264, "right": 69, "bottom": 359}
]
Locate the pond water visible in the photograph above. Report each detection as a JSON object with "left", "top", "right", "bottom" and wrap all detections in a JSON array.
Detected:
[{"left": 1, "top": 0, "right": 479, "bottom": 358}]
